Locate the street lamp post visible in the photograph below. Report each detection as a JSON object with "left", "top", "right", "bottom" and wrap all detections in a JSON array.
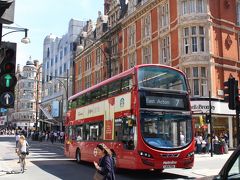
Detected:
[
  {"left": 208, "top": 90, "right": 213, "bottom": 157},
  {"left": 49, "top": 69, "right": 69, "bottom": 131},
  {"left": 1, "top": 25, "right": 30, "bottom": 44},
  {"left": 35, "top": 65, "right": 42, "bottom": 131}
]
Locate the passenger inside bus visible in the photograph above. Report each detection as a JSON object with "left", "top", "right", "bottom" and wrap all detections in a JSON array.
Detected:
[
  {"left": 115, "top": 117, "right": 136, "bottom": 150},
  {"left": 77, "top": 134, "right": 82, "bottom": 141}
]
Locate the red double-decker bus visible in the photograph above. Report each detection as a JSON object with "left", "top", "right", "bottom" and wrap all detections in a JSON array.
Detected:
[{"left": 65, "top": 64, "right": 194, "bottom": 171}]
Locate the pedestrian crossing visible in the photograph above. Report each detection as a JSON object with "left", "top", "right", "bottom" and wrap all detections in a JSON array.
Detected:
[{"left": 27, "top": 147, "right": 66, "bottom": 160}]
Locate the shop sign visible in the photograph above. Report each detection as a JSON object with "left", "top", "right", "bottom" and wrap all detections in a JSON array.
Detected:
[{"left": 191, "top": 100, "right": 235, "bottom": 115}]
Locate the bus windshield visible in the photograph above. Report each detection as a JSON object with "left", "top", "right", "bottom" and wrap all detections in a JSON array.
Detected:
[
  {"left": 138, "top": 66, "right": 187, "bottom": 91},
  {"left": 140, "top": 112, "right": 192, "bottom": 149}
]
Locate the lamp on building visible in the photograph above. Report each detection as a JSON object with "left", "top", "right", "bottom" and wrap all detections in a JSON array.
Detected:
[
  {"left": 1, "top": 25, "right": 30, "bottom": 44},
  {"left": 77, "top": 32, "right": 112, "bottom": 78}
]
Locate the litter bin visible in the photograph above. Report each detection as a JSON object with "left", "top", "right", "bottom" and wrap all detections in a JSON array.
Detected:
[{"left": 214, "top": 143, "right": 223, "bottom": 154}]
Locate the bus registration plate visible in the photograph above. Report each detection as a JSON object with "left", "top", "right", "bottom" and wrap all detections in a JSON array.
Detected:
[
  {"left": 163, "top": 165, "right": 175, "bottom": 169},
  {"left": 163, "top": 161, "right": 176, "bottom": 169}
]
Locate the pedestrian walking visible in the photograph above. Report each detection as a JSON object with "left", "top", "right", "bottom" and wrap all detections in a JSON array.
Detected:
[
  {"left": 15, "top": 132, "right": 20, "bottom": 148},
  {"left": 50, "top": 132, "right": 54, "bottom": 144},
  {"left": 16, "top": 135, "right": 29, "bottom": 173},
  {"left": 93, "top": 144, "right": 115, "bottom": 180}
]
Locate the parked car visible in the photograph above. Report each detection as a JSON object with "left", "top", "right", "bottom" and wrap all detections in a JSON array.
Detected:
[{"left": 198, "top": 145, "right": 240, "bottom": 180}]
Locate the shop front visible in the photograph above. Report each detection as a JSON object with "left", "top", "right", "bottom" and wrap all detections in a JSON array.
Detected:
[{"left": 191, "top": 99, "right": 237, "bottom": 148}]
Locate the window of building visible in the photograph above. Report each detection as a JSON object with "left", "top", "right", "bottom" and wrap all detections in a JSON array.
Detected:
[
  {"left": 47, "top": 62, "right": 49, "bottom": 69},
  {"left": 128, "top": 24, "right": 136, "bottom": 47},
  {"left": 142, "top": 14, "right": 151, "bottom": 39},
  {"left": 64, "top": 63, "right": 67, "bottom": 72},
  {"left": 59, "top": 66, "right": 62, "bottom": 75},
  {"left": 77, "top": 79, "right": 82, "bottom": 92},
  {"left": 160, "top": 36, "right": 170, "bottom": 64},
  {"left": 237, "top": 1, "right": 240, "bottom": 26},
  {"left": 85, "top": 75, "right": 91, "bottom": 89},
  {"left": 185, "top": 66, "right": 207, "bottom": 97},
  {"left": 183, "top": 26, "right": 205, "bottom": 54},
  {"left": 111, "top": 60, "right": 119, "bottom": 77},
  {"left": 128, "top": 0, "right": 136, "bottom": 14},
  {"left": 96, "top": 48, "right": 102, "bottom": 65},
  {"left": 78, "top": 63, "right": 82, "bottom": 75},
  {"left": 55, "top": 55, "right": 58, "bottom": 63},
  {"left": 55, "top": 69, "right": 58, "bottom": 77},
  {"left": 64, "top": 46, "right": 68, "bottom": 56},
  {"left": 95, "top": 70, "right": 101, "bottom": 84},
  {"left": 47, "top": 48, "right": 50, "bottom": 58},
  {"left": 60, "top": 51, "right": 63, "bottom": 60},
  {"left": 111, "top": 36, "right": 118, "bottom": 56},
  {"left": 51, "top": 58, "right": 53, "bottom": 66},
  {"left": 27, "top": 102, "right": 33, "bottom": 109},
  {"left": 85, "top": 54, "right": 92, "bottom": 71},
  {"left": 27, "top": 82, "right": 32, "bottom": 88},
  {"left": 128, "top": 52, "right": 136, "bottom": 68},
  {"left": 159, "top": 1, "right": 169, "bottom": 28},
  {"left": 181, "top": 0, "right": 205, "bottom": 15},
  {"left": 142, "top": 45, "right": 151, "bottom": 64}
]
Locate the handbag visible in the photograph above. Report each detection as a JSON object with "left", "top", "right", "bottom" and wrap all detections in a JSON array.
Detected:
[
  {"left": 93, "top": 170, "right": 104, "bottom": 180},
  {"left": 26, "top": 146, "right": 29, "bottom": 155}
]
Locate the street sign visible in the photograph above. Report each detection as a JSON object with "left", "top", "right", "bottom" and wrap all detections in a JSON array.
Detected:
[
  {"left": 0, "top": 108, "right": 7, "bottom": 113},
  {"left": 0, "top": 92, "right": 14, "bottom": 107}
]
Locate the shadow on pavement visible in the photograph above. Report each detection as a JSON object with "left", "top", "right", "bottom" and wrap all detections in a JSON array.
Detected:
[{"left": 31, "top": 159, "right": 195, "bottom": 180}]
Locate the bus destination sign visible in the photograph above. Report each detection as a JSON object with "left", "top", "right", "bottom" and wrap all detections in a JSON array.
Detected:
[{"left": 145, "top": 96, "right": 185, "bottom": 109}]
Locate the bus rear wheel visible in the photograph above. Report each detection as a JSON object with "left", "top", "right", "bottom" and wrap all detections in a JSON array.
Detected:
[{"left": 76, "top": 149, "right": 81, "bottom": 163}]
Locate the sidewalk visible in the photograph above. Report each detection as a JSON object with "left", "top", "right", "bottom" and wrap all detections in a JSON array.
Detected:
[
  {"left": 0, "top": 135, "right": 64, "bottom": 177},
  {"left": 0, "top": 138, "right": 23, "bottom": 176},
  {"left": 194, "top": 151, "right": 233, "bottom": 159}
]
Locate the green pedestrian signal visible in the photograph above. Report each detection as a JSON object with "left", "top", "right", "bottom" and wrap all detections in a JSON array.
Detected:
[
  {"left": 4, "top": 74, "right": 12, "bottom": 87},
  {"left": 0, "top": 73, "right": 16, "bottom": 89},
  {"left": 0, "top": 42, "right": 17, "bottom": 108}
]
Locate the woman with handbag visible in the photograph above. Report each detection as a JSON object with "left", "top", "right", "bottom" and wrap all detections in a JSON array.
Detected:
[{"left": 93, "top": 144, "right": 115, "bottom": 180}]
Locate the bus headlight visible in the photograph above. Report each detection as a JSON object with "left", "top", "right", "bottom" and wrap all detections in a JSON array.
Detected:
[
  {"left": 187, "top": 151, "right": 194, "bottom": 157},
  {"left": 138, "top": 151, "right": 153, "bottom": 158}
]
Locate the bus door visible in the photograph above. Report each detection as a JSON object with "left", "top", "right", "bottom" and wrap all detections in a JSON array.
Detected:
[
  {"left": 115, "top": 117, "right": 136, "bottom": 166},
  {"left": 65, "top": 125, "right": 76, "bottom": 157}
]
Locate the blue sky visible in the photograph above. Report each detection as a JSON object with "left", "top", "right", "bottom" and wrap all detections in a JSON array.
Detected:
[{"left": 2, "top": 0, "right": 104, "bottom": 66}]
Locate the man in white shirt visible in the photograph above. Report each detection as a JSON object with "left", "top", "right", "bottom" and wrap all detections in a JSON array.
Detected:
[{"left": 15, "top": 133, "right": 20, "bottom": 148}]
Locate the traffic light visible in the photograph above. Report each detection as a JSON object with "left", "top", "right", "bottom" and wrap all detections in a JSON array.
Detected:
[
  {"left": 205, "top": 114, "right": 211, "bottom": 124},
  {"left": 0, "top": 42, "right": 17, "bottom": 108},
  {"left": 224, "top": 77, "right": 238, "bottom": 110}
]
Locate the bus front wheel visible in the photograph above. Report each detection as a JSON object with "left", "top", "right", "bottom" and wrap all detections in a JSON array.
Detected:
[{"left": 76, "top": 149, "right": 81, "bottom": 163}]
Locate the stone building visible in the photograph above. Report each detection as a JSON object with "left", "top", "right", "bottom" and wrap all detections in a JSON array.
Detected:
[{"left": 12, "top": 59, "right": 42, "bottom": 132}]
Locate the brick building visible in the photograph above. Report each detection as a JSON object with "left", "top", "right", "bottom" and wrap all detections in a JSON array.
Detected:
[{"left": 74, "top": 0, "right": 240, "bottom": 148}]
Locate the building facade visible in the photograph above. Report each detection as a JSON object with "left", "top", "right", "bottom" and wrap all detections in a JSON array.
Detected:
[
  {"left": 73, "top": 0, "right": 240, "bottom": 148},
  {"left": 12, "top": 60, "right": 42, "bottom": 132},
  {"left": 41, "top": 19, "right": 86, "bottom": 131}
]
